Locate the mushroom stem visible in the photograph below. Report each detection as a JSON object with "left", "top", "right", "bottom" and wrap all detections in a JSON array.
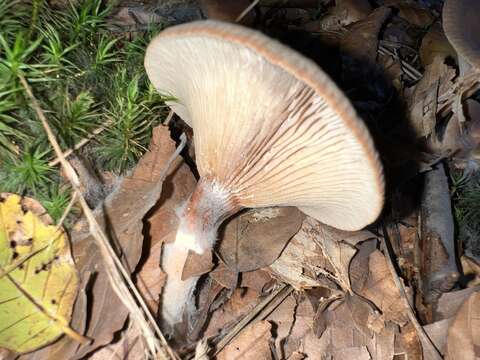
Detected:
[
  {"left": 160, "top": 180, "right": 240, "bottom": 329},
  {"left": 175, "top": 179, "right": 240, "bottom": 254}
]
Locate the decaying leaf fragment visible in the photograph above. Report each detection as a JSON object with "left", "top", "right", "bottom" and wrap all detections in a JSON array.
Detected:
[
  {"left": 269, "top": 217, "right": 335, "bottom": 290},
  {"left": 0, "top": 194, "right": 80, "bottom": 354},
  {"left": 270, "top": 217, "right": 375, "bottom": 291}
]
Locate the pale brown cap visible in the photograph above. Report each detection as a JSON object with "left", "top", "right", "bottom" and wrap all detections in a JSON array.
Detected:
[
  {"left": 145, "top": 20, "right": 384, "bottom": 231},
  {"left": 443, "top": 0, "right": 480, "bottom": 69}
]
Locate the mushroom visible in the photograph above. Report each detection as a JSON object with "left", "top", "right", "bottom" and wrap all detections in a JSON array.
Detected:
[
  {"left": 144, "top": 20, "right": 384, "bottom": 328},
  {"left": 442, "top": 0, "right": 480, "bottom": 171},
  {"left": 443, "top": 0, "right": 480, "bottom": 72}
]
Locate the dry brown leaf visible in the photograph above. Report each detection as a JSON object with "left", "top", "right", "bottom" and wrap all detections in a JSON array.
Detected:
[
  {"left": 308, "top": 0, "right": 371, "bottom": 31},
  {"left": 303, "top": 295, "right": 396, "bottom": 359},
  {"left": 211, "top": 262, "right": 238, "bottom": 289},
  {"left": 341, "top": 6, "right": 392, "bottom": 63},
  {"left": 461, "top": 256, "right": 480, "bottom": 287},
  {"left": 408, "top": 56, "right": 450, "bottom": 139},
  {"left": 182, "top": 250, "right": 213, "bottom": 280},
  {"left": 315, "top": 223, "right": 376, "bottom": 292},
  {"left": 322, "top": 299, "right": 372, "bottom": 351},
  {"left": 269, "top": 217, "right": 375, "bottom": 291},
  {"left": 22, "top": 126, "right": 180, "bottom": 359},
  {"left": 109, "top": 0, "right": 203, "bottom": 28},
  {"left": 436, "top": 286, "right": 480, "bottom": 320},
  {"left": 217, "top": 321, "right": 272, "bottom": 360},
  {"left": 385, "top": 0, "right": 434, "bottom": 28},
  {"left": 378, "top": 54, "right": 404, "bottom": 91},
  {"left": 394, "top": 322, "right": 423, "bottom": 359},
  {"left": 332, "top": 346, "right": 371, "bottom": 360},
  {"left": 267, "top": 291, "right": 415, "bottom": 360},
  {"left": 424, "top": 319, "right": 452, "bottom": 355},
  {"left": 188, "top": 278, "right": 225, "bottom": 341},
  {"left": 420, "top": 23, "right": 456, "bottom": 67},
  {"left": 267, "top": 294, "right": 314, "bottom": 359},
  {"left": 240, "top": 269, "right": 273, "bottom": 293},
  {"left": 421, "top": 287, "right": 480, "bottom": 355},
  {"left": 445, "top": 291, "right": 480, "bottom": 360},
  {"left": 219, "top": 207, "right": 303, "bottom": 273},
  {"left": 136, "top": 240, "right": 165, "bottom": 314},
  {"left": 204, "top": 287, "right": 260, "bottom": 338},
  {"left": 354, "top": 250, "right": 410, "bottom": 326},
  {"left": 89, "top": 324, "right": 145, "bottom": 360},
  {"left": 269, "top": 217, "right": 337, "bottom": 290},
  {"left": 286, "top": 352, "right": 306, "bottom": 360}
]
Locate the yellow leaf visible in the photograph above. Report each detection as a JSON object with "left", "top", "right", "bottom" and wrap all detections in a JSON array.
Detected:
[{"left": 0, "top": 193, "right": 83, "bottom": 353}]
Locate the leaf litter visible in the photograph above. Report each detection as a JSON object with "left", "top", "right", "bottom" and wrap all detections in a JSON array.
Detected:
[{"left": 5, "top": 0, "right": 480, "bottom": 359}]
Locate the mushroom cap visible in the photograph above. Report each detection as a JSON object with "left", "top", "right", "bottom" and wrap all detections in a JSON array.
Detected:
[
  {"left": 443, "top": 0, "right": 480, "bottom": 69},
  {"left": 145, "top": 20, "right": 384, "bottom": 231}
]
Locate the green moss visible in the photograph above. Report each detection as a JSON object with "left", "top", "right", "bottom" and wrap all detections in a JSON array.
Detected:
[
  {"left": 451, "top": 170, "right": 480, "bottom": 259},
  {"left": 0, "top": 0, "right": 169, "bottom": 220}
]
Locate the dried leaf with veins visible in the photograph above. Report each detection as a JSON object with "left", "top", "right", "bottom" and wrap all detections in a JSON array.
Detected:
[{"left": 219, "top": 207, "right": 304, "bottom": 273}]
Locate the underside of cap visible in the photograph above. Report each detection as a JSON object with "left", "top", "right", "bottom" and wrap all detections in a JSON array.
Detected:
[
  {"left": 145, "top": 20, "right": 384, "bottom": 231},
  {"left": 443, "top": 0, "right": 480, "bottom": 69}
]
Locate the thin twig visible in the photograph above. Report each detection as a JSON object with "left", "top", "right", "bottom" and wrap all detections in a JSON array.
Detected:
[
  {"left": 20, "top": 75, "right": 179, "bottom": 360},
  {"left": 378, "top": 45, "right": 422, "bottom": 82},
  {"left": 48, "top": 122, "right": 110, "bottom": 166},
  {"left": 235, "top": 0, "right": 260, "bottom": 22},
  {"left": 379, "top": 232, "right": 442, "bottom": 360},
  {"left": 163, "top": 109, "right": 174, "bottom": 126}
]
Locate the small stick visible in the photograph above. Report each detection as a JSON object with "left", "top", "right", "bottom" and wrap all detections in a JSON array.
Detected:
[
  {"left": 236, "top": 0, "right": 260, "bottom": 22},
  {"left": 48, "top": 122, "right": 110, "bottom": 167},
  {"left": 378, "top": 45, "right": 423, "bottom": 81},
  {"left": 163, "top": 109, "right": 174, "bottom": 125},
  {"left": 380, "top": 233, "right": 442, "bottom": 360},
  {"left": 20, "top": 75, "right": 179, "bottom": 360}
]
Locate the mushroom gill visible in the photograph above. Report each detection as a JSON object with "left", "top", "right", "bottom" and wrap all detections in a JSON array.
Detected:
[{"left": 144, "top": 20, "right": 384, "bottom": 327}]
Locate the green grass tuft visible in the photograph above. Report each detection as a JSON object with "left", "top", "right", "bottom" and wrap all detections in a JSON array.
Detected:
[{"left": 0, "top": 0, "right": 170, "bottom": 222}]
